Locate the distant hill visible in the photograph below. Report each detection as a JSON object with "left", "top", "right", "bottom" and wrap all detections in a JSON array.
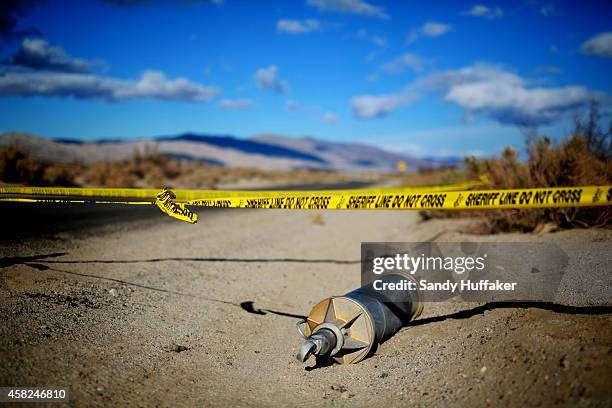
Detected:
[
  {"left": 250, "top": 135, "right": 458, "bottom": 172},
  {"left": 0, "top": 132, "right": 460, "bottom": 172},
  {"left": 158, "top": 133, "right": 325, "bottom": 163}
]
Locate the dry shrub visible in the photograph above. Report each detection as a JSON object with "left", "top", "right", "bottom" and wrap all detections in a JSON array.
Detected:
[
  {"left": 0, "top": 146, "right": 78, "bottom": 186},
  {"left": 460, "top": 106, "right": 611, "bottom": 233},
  {"left": 399, "top": 167, "right": 468, "bottom": 188},
  {"left": 78, "top": 147, "right": 358, "bottom": 189}
]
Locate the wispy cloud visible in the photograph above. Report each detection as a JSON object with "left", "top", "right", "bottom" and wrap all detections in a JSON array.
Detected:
[
  {"left": 421, "top": 21, "right": 451, "bottom": 36},
  {"left": 462, "top": 5, "right": 504, "bottom": 19},
  {"left": 277, "top": 19, "right": 320, "bottom": 34},
  {"left": 352, "top": 64, "right": 602, "bottom": 126},
  {"left": 7, "top": 38, "right": 94, "bottom": 73},
  {"left": 285, "top": 99, "right": 337, "bottom": 122},
  {"left": 535, "top": 65, "right": 562, "bottom": 74},
  {"left": 351, "top": 87, "right": 420, "bottom": 119},
  {"left": 525, "top": 0, "right": 559, "bottom": 16},
  {"left": 381, "top": 53, "right": 430, "bottom": 74},
  {"left": 306, "top": 0, "right": 389, "bottom": 19},
  {"left": 285, "top": 100, "right": 300, "bottom": 111},
  {"left": 99, "top": 0, "right": 224, "bottom": 6},
  {"left": 218, "top": 98, "right": 251, "bottom": 110},
  {"left": 98, "top": 0, "right": 159, "bottom": 4},
  {"left": 0, "top": 70, "right": 221, "bottom": 102},
  {"left": 581, "top": 32, "right": 612, "bottom": 59},
  {"left": 255, "top": 65, "right": 289, "bottom": 94},
  {"left": 422, "top": 65, "right": 598, "bottom": 126},
  {"left": 356, "top": 29, "right": 387, "bottom": 47},
  {"left": 321, "top": 112, "right": 338, "bottom": 123},
  {"left": 356, "top": 29, "right": 387, "bottom": 61},
  {"left": 374, "top": 124, "right": 522, "bottom": 158},
  {"left": 539, "top": 2, "right": 558, "bottom": 16},
  {"left": 407, "top": 21, "right": 451, "bottom": 44}
]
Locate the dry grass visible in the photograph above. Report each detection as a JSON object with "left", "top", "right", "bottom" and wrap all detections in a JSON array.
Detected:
[
  {"left": 463, "top": 133, "right": 611, "bottom": 233},
  {"left": 0, "top": 146, "right": 80, "bottom": 186},
  {"left": 421, "top": 103, "right": 612, "bottom": 233},
  {"left": 79, "top": 155, "right": 356, "bottom": 189},
  {"left": 398, "top": 167, "right": 469, "bottom": 188},
  {"left": 0, "top": 146, "right": 362, "bottom": 190}
]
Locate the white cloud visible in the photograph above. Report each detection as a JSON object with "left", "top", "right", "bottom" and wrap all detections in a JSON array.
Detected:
[
  {"left": 285, "top": 99, "right": 338, "bottom": 122},
  {"left": 8, "top": 38, "right": 93, "bottom": 73},
  {"left": 462, "top": 5, "right": 503, "bottom": 19},
  {"left": 351, "top": 87, "right": 420, "bottom": 119},
  {"left": 407, "top": 21, "right": 451, "bottom": 44},
  {"left": 421, "top": 64, "right": 596, "bottom": 126},
  {"left": 581, "top": 32, "right": 612, "bottom": 59},
  {"left": 254, "top": 65, "right": 289, "bottom": 94},
  {"left": 381, "top": 53, "right": 429, "bottom": 74},
  {"left": 321, "top": 112, "right": 338, "bottom": 123},
  {"left": 422, "top": 21, "right": 451, "bottom": 37},
  {"left": 277, "top": 19, "right": 320, "bottom": 34},
  {"left": 306, "top": 0, "right": 388, "bottom": 19},
  {"left": 0, "top": 70, "right": 221, "bottom": 102},
  {"left": 352, "top": 64, "right": 603, "bottom": 125},
  {"left": 218, "top": 98, "right": 251, "bottom": 109}
]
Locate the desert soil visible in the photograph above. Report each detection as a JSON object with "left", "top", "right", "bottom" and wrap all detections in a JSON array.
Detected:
[{"left": 1, "top": 203, "right": 611, "bottom": 407}]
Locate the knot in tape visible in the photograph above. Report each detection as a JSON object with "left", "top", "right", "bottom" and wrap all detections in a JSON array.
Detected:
[{"left": 155, "top": 189, "right": 198, "bottom": 224}]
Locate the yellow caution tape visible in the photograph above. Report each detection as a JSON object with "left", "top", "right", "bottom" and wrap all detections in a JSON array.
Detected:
[
  {"left": 145, "top": 184, "right": 612, "bottom": 223},
  {"left": 0, "top": 176, "right": 487, "bottom": 203},
  {"left": 1, "top": 179, "right": 610, "bottom": 225},
  {"left": 179, "top": 185, "right": 611, "bottom": 211},
  {"left": 155, "top": 189, "right": 198, "bottom": 224}
]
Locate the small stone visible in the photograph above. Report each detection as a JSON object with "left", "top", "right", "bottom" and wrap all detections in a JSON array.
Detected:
[
  {"left": 480, "top": 366, "right": 487, "bottom": 373},
  {"left": 331, "top": 385, "right": 348, "bottom": 393},
  {"left": 108, "top": 288, "right": 118, "bottom": 297},
  {"left": 171, "top": 344, "right": 189, "bottom": 353},
  {"left": 379, "top": 372, "right": 389, "bottom": 378},
  {"left": 560, "top": 355, "right": 569, "bottom": 369},
  {"left": 340, "top": 391, "right": 352, "bottom": 399}
]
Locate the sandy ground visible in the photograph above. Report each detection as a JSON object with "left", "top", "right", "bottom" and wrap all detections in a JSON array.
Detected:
[{"left": 1, "top": 203, "right": 611, "bottom": 407}]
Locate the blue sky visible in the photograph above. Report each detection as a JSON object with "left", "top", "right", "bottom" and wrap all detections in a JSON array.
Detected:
[{"left": 0, "top": 0, "right": 611, "bottom": 158}]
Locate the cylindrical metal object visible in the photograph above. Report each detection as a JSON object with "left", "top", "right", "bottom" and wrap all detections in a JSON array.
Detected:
[{"left": 296, "top": 273, "right": 422, "bottom": 364}]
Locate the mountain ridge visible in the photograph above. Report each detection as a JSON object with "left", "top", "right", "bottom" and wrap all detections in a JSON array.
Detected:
[{"left": 0, "top": 131, "right": 460, "bottom": 172}]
